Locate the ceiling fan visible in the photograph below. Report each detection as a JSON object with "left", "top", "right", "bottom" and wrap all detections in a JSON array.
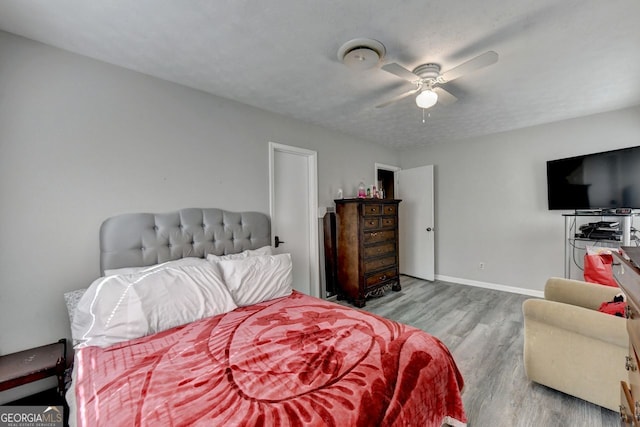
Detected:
[{"left": 376, "top": 51, "right": 499, "bottom": 109}]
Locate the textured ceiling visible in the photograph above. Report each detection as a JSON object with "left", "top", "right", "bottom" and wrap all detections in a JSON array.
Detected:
[{"left": 0, "top": 0, "right": 639, "bottom": 149}]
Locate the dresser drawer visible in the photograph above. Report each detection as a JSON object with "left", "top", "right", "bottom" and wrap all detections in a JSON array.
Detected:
[
  {"left": 363, "top": 204, "right": 382, "bottom": 216},
  {"left": 364, "top": 242, "right": 395, "bottom": 258},
  {"left": 365, "top": 269, "right": 397, "bottom": 287},
  {"left": 363, "top": 218, "right": 380, "bottom": 229},
  {"left": 382, "top": 204, "right": 397, "bottom": 215},
  {"left": 364, "top": 256, "right": 396, "bottom": 273},
  {"left": 364, "top": 230, "right": 395, "bottom": 243},
  {"left": 380, "top": 216, "right": 396, "bottom": 228}
]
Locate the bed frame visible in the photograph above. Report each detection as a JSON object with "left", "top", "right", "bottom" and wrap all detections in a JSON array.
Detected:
[{"left": 99, "top": 208, "right": 270, "bottom": 275}]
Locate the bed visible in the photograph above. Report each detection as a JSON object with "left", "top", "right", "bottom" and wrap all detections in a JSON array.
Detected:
[{"left": 65, "top": 208, "right": 466, "bottom": 426}]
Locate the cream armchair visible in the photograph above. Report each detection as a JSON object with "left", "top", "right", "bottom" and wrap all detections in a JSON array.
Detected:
[{"left": 523, "top": 277, "right": 627, "bottom": 411}]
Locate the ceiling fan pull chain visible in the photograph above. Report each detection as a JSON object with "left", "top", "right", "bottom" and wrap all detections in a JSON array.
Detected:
[{"left": 421, "top": 109, "right": 430, "bottom": 124}]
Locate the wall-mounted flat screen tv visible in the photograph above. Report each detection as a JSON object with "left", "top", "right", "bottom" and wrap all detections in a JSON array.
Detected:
[{"left": 547, "top": 146, "right": 640, "bottom": 210}]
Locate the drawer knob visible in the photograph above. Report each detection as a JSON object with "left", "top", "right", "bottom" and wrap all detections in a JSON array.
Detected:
[
  {"left": 380, "top": 275, "right": 387, "bottom": 280},
  {"left": 371, "top": 232, "right": 378, "bottom": 236},
  {"left": 626, "top": 355, "right": 637, "bottom": 371}
]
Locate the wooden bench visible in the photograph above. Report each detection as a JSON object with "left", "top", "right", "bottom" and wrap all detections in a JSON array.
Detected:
[{"left": 0, "top": 339, "right": 66, "bottom": 396}]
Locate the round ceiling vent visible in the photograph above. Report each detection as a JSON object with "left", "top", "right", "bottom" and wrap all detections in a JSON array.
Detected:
[{"left": 337, "top": 38, "right": 386, "bottom": 71}]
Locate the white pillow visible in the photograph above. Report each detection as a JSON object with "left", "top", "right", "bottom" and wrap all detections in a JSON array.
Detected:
[
  {"left": 72, "top": 258, "right": 237, "bottom": 348},
  {"left": 217, "top": 253, "right": 293, "bottom": 307},
  {"left": 206, "top": 245, "right": 273, "bottom": 263},
  {"left": 104, "top": 256, "right": 206, "bottom": 276},
  {"left": 104, "top": 266, "right": 146, "bottom": 276}
]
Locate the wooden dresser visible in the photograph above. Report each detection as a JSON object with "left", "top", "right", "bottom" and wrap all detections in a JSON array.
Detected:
[
  {"left": 334, "top": 198, "right": 401, "bottom": 307},
  {"left": 615, "top": 247, "right": 640, "bottom": 425}
]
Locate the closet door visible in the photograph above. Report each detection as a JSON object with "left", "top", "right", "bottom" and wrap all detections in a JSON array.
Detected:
[
  {"left": 269, "top": 142, "right": 319, "bottom": 297},
  {"left": 396, "top": 165, "right": 435, "bottom": 281}
]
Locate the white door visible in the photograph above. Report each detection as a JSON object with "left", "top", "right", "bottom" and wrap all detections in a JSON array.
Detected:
[
  {"left": 395, "top": 165, "right": 435, "bottom": 281},
  {"left": 269, "top": 142, "right": 319, "bottom": 297}
]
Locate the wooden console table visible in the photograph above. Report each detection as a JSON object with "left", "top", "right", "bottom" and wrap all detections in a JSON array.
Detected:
[
  {"left": 614, "top": 248, "right": 640, "bottom": 425},
  {"left": 0, "top": 339, "right": 67, "bottom": 396}
]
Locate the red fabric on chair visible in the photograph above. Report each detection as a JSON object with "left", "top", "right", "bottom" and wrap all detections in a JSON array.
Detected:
[
  {"left": 584, "top": 253, "right": 618, "bottom": 287},
  {"left": 598, "top": 300, "right": 626, "bottom": 317}
]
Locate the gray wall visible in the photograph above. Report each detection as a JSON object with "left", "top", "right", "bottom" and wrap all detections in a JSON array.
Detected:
[
  {"left": 399, "top": 105, "right": 640, "bottom": 292},
  {"left": 0, "top": 31, "right": 398, "bottom": 377}
]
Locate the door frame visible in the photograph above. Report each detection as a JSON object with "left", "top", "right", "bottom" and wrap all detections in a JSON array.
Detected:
[
  {"left": 268, "top": 142, "right": 320, "bottom": 297},
  {"left": 375, "top": 163, "right": 400, "bottom": 198}
]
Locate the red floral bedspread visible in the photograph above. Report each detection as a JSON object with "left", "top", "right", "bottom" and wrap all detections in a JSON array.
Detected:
[{"left": 73, "top": 292, "right": 466, "bottom": 426}]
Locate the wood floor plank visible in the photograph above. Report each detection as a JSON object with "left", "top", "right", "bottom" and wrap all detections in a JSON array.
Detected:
[{"left": 335, "top": 276, "right": 619, "bottom": 426}]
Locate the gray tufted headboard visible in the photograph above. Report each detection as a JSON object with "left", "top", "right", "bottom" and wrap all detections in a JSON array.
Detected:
[{"left": 99, "top": 208, "right": 271, "bottom": 274}]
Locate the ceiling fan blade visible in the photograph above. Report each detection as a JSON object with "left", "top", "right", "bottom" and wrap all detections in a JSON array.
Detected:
[
  {"left": 375, "top": 87, "right": 421, "bottom": 108},
  {"left": 381, "top": 62, "right": 420, "bottom": 82},
  {"left": 439, "top": 51, "right": 498, "bottom": 83},
  {"left": 433, "top": 86, "right": 457, "bottom": 105}
]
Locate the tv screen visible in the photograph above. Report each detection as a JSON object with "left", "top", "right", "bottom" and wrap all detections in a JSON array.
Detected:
[{"left": 547, "top": 146, "right": 640, "bottom": 210}]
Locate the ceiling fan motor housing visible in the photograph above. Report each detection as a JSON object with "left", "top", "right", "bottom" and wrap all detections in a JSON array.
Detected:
[{"left": 412, "top": 63, "right": 441, "bottom": 83}]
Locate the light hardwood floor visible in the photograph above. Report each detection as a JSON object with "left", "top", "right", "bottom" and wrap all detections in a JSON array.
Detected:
[{"left": 336, "top": 276, "right": 618, "bottom": 427}]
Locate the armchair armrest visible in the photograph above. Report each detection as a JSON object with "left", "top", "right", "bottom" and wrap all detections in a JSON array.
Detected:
[{"left": 544, "top": 277, "right": 621, "bottom": 310}]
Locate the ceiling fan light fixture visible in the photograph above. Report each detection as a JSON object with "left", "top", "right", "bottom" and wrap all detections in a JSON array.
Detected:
[{"left": 415, "top": 89, "right": 438, "bottom": 109}]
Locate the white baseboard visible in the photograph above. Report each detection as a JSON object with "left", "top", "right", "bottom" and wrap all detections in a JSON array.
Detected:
[{"left": 435, "top": 274, "right": 544, "bottom": 298}]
